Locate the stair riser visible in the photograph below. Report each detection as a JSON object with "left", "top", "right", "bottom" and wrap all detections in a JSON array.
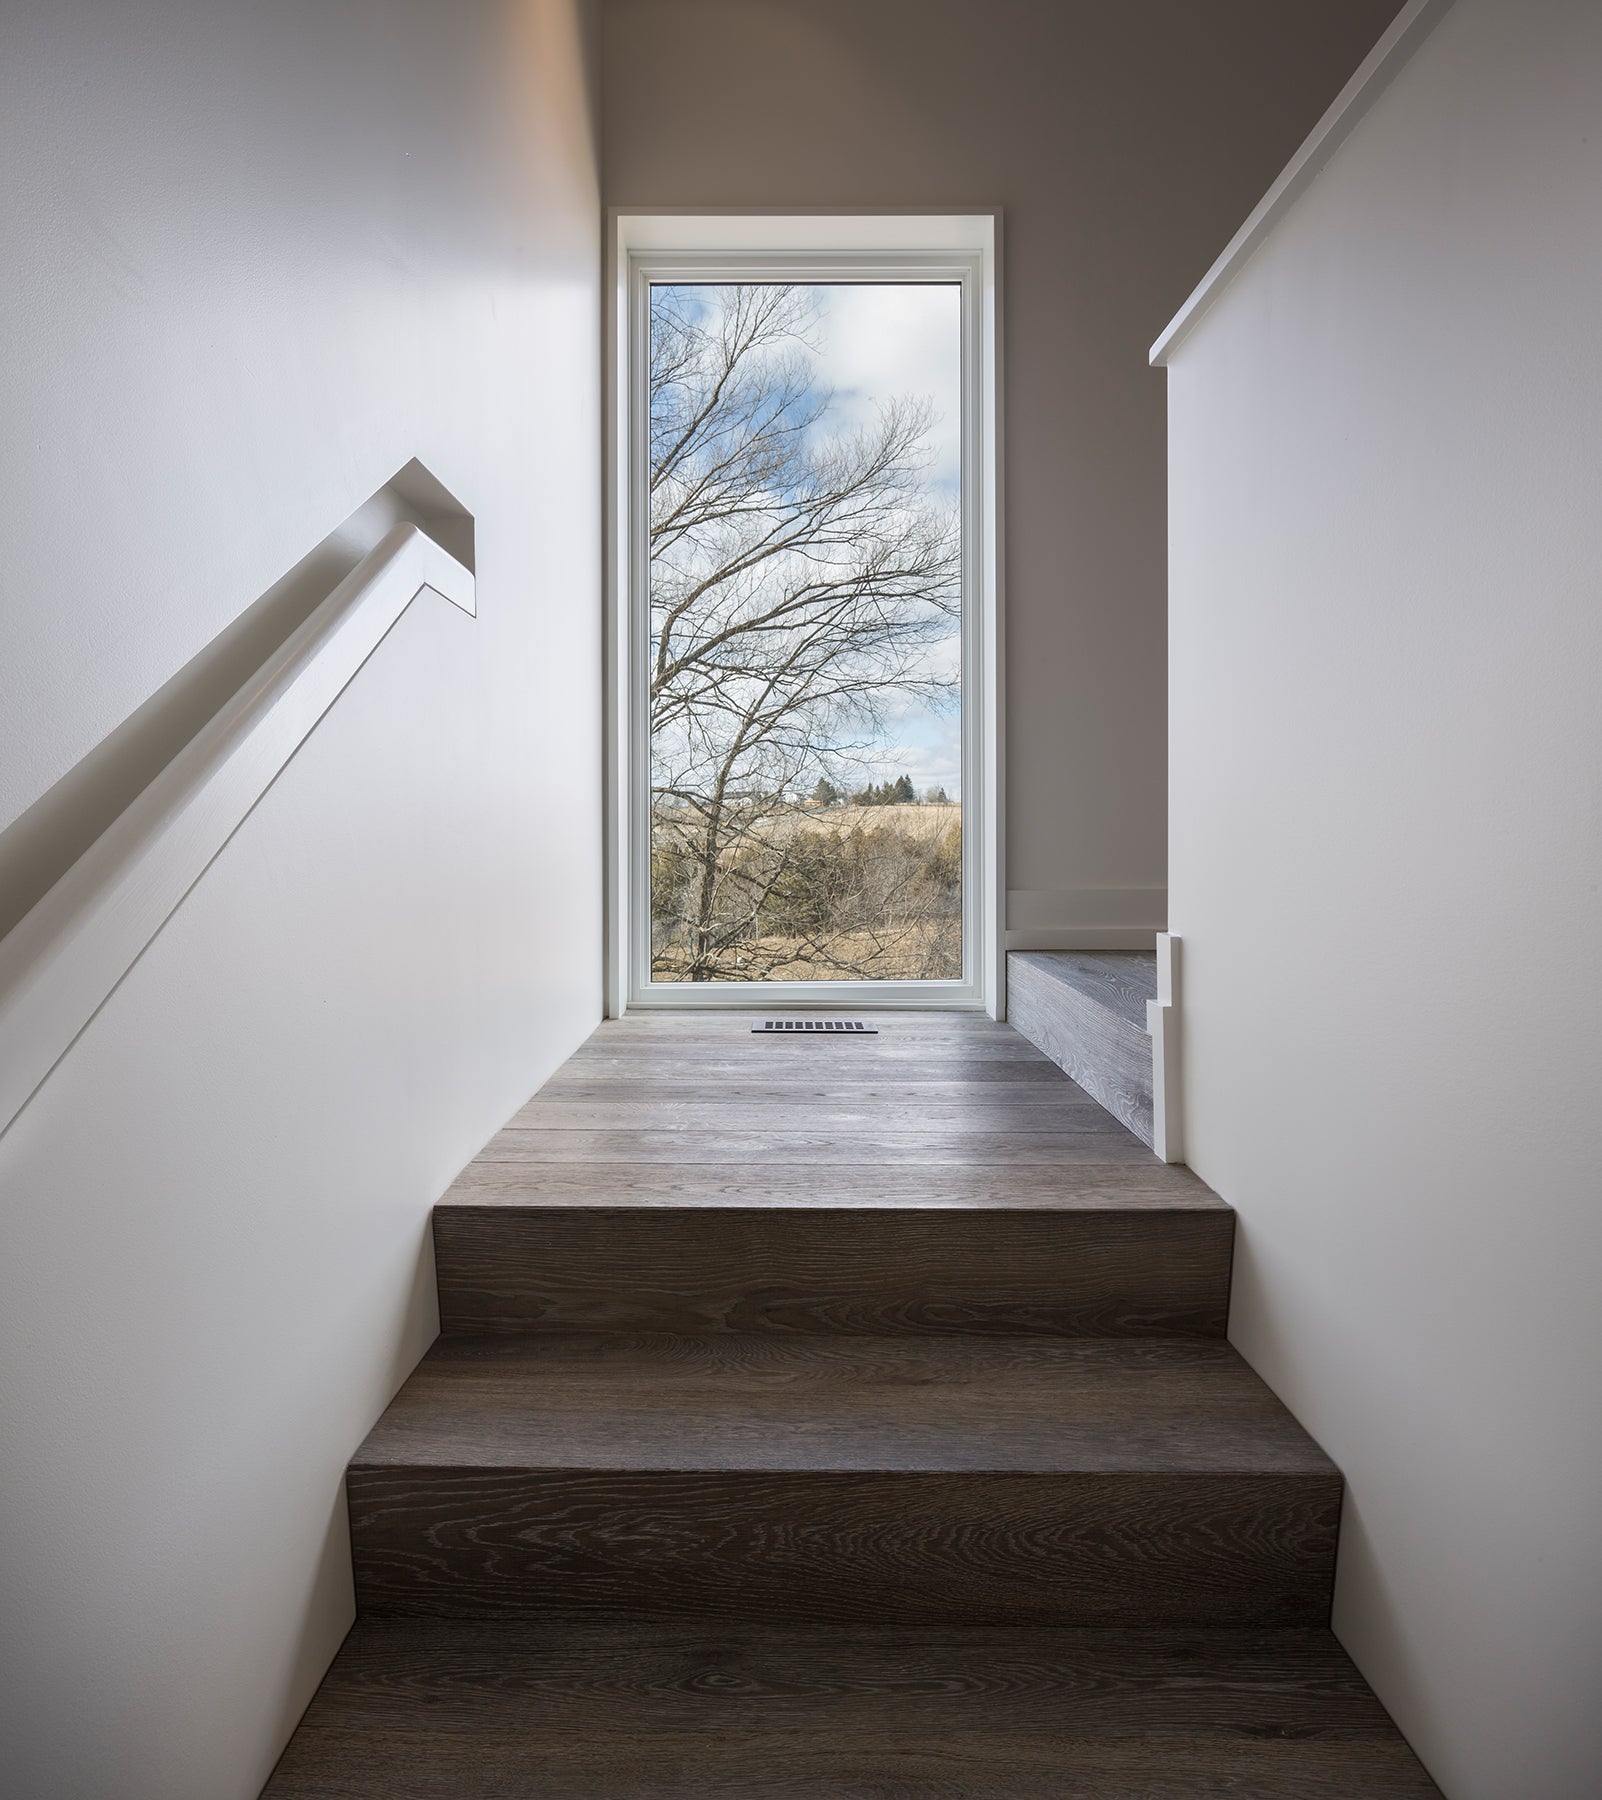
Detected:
[
  {"left": 433, "top": 1207, "right": 1234, "bottom": 1338},
  {"left": 349, "top": 1468, "right": 1337, "bottom": 1628}
]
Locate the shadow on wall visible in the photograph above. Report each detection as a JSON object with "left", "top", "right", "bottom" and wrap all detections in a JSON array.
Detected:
[{"left": 260, "top": 1208, "right": 443, "bottom": 1779}]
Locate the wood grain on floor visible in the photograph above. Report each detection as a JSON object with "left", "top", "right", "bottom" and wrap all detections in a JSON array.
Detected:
[
  {"left": 352, "top": 1334, "right": 1330, "bottom": 1473},
  {"left": 261, "top": 1622, "right": 1442, "bottom": 1799}
]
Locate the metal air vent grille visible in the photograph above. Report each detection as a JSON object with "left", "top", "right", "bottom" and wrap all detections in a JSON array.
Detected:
[{"left": 751, "top": 1018, "right": 878, "bottom": 1033}]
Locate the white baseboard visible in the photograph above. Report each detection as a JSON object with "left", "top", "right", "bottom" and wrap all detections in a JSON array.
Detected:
[
  {"left": 1005, "top": 886, "right": 1166, "bottom": 952},
  {"left": 1005, "top": 928, "right": 1160, "bottom": 952}
]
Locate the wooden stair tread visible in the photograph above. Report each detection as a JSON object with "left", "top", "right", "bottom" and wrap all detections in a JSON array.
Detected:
[
  {"left": 262, "top": 1622, "right": 1441, "bottom": 1798},
  {"left": 1010, "top": 950, "right": 1157, "bottom": 1030},
  {"left": 1008, "top": 951, "right": 1161, "bottom": 1148},
  {"left": 353, "top": 1334, "right": 1332, "bottom": 1475},
  {"left": 440, "top": 1161, "right": 1226, "bottom": 1209}
]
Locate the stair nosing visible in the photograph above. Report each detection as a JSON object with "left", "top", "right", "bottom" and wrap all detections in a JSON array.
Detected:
[{"left": 347, "top": 1334, "right": 1338, "bottom": 1480}]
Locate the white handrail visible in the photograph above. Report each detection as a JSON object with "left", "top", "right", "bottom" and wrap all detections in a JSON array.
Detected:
[{"left": 0, "top": 522, "right": 475, "bottom": 1139}]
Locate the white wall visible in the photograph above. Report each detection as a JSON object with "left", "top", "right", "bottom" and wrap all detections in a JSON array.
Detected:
[
  {"left": 601, "top": 0, "right": 1406, "bottom": 951},
  {"left": 1165, "top": 3, "right": 1602, "bottom": 1794},
  {"left": 0, "top": 3, "right": 601, "bottom": 1796}
]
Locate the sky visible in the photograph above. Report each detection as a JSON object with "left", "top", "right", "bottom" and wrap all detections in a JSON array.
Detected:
[
  {"left": 810, "top": 283, "right": 962, "bottom": 495},
  {"left": 787, "top": 282, "right": 965, "bottom": 800}
]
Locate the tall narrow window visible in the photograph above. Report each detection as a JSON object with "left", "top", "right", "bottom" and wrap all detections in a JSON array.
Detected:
[
  {"left": 614, "top": 222, "right": 998, "bottom": 1014},
  {"left": 645, "top": 279, "right": 964, "bottom": 984}
]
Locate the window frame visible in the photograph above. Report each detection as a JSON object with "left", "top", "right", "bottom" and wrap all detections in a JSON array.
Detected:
[{"left": 608, "top": 215, "right": 1002, "bottom": 1015}]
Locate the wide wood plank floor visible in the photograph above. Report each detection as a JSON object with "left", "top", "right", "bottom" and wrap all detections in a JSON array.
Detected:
[{"left": 444, "top": 1011, "right": 1224, "bottom": 1207}]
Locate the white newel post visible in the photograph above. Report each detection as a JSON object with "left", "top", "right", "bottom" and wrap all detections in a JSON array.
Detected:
[{"left": 1147, "top": 932, "right": 1183, "bottom": 1165}]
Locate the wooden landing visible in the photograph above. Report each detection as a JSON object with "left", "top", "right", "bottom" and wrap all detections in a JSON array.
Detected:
[{"left": 447, "top": 1009, "right": 1201, "bottom": 1195}]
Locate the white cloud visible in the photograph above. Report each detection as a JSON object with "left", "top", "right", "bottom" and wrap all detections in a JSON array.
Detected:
[
  {"left": 810, "top": 284, "right": 962, "bottom": 492},
  {"left": 806, "top": 284, "right": 964, "bottom": 794},
  {"left": 882, "top": 713, "right": 964, "bottom": 799}
]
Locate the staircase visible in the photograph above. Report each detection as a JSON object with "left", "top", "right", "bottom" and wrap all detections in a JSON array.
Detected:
[{"left": 262, "top": 1013, "right": 1438, "bottom": 1797}]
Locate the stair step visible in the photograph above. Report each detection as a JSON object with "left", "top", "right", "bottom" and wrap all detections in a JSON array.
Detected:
[
  {"left": 348, "top": 1334, "right": 1338, "bottom": 1627},
  {"left": 1008, "top": 950, "right": 1158, "bottom": 1145},
  {"left": 262, "top": 1622, "right": 1441, "bottom": 1798},
  {"left": 433, "top": 1200, "right": 1233, "bottom": 1337}
]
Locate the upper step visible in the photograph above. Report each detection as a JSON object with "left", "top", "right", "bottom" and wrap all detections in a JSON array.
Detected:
[
  {"left": 1008, "top": 951, "right": 1158, "bottom": 1146},
  {"left": 436, "top": 1010, "right": 1229, "bottom": 1336},
  {"left": 348, "top": 1333, "right": 1338, "bottom": 1628}
]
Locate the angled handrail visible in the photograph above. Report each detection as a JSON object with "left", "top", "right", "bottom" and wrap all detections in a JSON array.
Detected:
[{"left": 0, "top": 522, "right": 476, "bottom": 1139}]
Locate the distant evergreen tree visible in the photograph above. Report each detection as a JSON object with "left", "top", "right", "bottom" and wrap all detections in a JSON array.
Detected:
[
  {"left": 925, "top": 784, "right": 949, "bottom": 804},
  {"left": 811, "top": 777, "right": 841, "bottom": 807},
  {"left": 848, "top": 777, "right": 919, "bottom": 806}
]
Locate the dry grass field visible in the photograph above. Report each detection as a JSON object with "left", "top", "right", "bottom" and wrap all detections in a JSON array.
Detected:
[
  {"left": 720, "top": 924, "right": 961, "bottom": 982},
  {"left": 651, "top": 801, "right": 963, "bottom": 983},
  {"left": 757, "top": 801, "right": 960, "bottom": 844}
]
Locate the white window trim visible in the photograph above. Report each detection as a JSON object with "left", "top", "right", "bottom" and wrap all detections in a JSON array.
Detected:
[{"left": 606, "top": 212, "right": 1004, "bottom": 1017}]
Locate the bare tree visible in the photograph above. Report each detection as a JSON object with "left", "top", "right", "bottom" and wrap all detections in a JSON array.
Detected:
[{"left": 647, "top": 283, "right": 961, "bottom": 981}]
